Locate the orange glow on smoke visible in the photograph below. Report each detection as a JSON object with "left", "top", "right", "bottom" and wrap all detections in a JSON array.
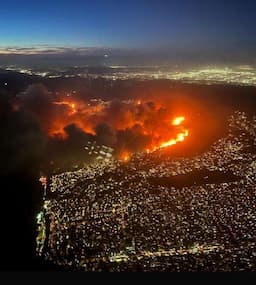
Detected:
[
  {"left": 48, "top": 100, "right": 97, "bottom": 138},
  {"left": 53, "top": 101, "right": 77, "bottom": 115},
  {"left": 46, "top": 98, "right": 189, "bottom": 157}
]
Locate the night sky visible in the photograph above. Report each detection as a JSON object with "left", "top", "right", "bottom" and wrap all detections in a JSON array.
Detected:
[{"left": 0, "top": 0, "right": 255, "bottom": 60}]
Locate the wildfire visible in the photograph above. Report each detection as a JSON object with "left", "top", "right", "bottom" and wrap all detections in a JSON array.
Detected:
[
  {"left": 120, "top": 151, "right": 130, "bottom": 162},
  {"left": 172, "top": 116, "right": 185, "bottom": 126},
  {"left": 53, "top": 101, "right": 77, "bottom": 115},
  {"left": 153, "top": 116, "right": 189, "bottom": 151},
  {"left": 42, "top": 97, "right": 190, "bottom": 159},
  {"left": 159, "top": 129, "right": 189, "bottom": 149},
  {"left": 48, "top": 99, "right": 104, "bottom": 138},
  {"left": 120, "top": 116, "right": 189, "bottom": 160}
]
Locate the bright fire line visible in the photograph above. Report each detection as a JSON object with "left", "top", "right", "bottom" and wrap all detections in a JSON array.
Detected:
[
  {"left": 153, "top": 116, "right": 189, "bottom": 151},
  {"left": 121, "top": 116, "right": 189, "bottom": 161},
  {"left": 172, "top": 116, "right": 185, "bottom": 126}
]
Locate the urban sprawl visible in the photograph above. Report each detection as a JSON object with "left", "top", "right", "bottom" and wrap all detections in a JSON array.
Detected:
[{"left": 36, "top": 111, "right": 256, "bottom": 271}]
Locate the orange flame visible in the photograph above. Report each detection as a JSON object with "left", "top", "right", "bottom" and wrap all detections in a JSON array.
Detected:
[
  {"left": 120, "top": 151, "right": 130, "bottom": 162},
  {"left": 172, "top": 116, "right": 185, "bottom": 126},
  {"left": 53, "top": 101, "right": 77, "bottom": 115},
  {"left": 47, "top": 98, "right": 189, "bottom": 158},
  {"left": 153, "top": 116, "right": 189, "bottom": 151},
  {"left": 119, "top": 116, "right": 189, "bottom": 159}
]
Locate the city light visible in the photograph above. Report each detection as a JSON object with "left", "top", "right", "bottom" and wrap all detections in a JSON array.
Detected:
[{"left": 36, "top": 111, "right": 256, "bottom": 271}]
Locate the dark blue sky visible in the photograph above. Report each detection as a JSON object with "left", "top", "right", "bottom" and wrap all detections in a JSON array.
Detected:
[{"left": 0, "top": 0, "right": 256, "bottom": 55}]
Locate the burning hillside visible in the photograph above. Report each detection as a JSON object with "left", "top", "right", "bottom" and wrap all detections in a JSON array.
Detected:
[{"left": 17, "top": 84, "right": 190, "bottom": 161}]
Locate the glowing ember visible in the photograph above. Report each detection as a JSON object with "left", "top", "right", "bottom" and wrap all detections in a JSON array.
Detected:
[
  {"left": 53, "top": 101, "right": 77, "bottom": 115},
  {"left": 172, "top": 116, "right": 185, "bottom": 126},
  {"left": 120, "top": 151, "right": 131, "bottom": 162}
]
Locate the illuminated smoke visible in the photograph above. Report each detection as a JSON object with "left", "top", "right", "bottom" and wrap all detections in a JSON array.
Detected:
[{"left": 18, "top": 84, "right": 190, "bottom": 161}]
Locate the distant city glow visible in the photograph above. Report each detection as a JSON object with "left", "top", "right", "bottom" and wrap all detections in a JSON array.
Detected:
[{"left": 3, "top": 65, "right": 256, "bottom": 87}]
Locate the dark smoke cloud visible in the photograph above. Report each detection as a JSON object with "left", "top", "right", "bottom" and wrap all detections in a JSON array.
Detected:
[
  {"left": 18, "top": 84, "right": 54, "bottom": 133},
  {"left": 116, "top": 125, "right": 151, "bottom": 154},
  {"left": 0, "top": 91, "right": 47, "bottom": 175},
  {"left": 95, "top": 123, "right": 117, "bottom": 146}
]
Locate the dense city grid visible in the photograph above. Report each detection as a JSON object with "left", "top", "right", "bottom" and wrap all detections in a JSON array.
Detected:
[
  {"left": 36, "top": 111, "right": 256, "bottom": 271},
  {"left": 3, "top": 65, "right": 256, "bottom": 87}
]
